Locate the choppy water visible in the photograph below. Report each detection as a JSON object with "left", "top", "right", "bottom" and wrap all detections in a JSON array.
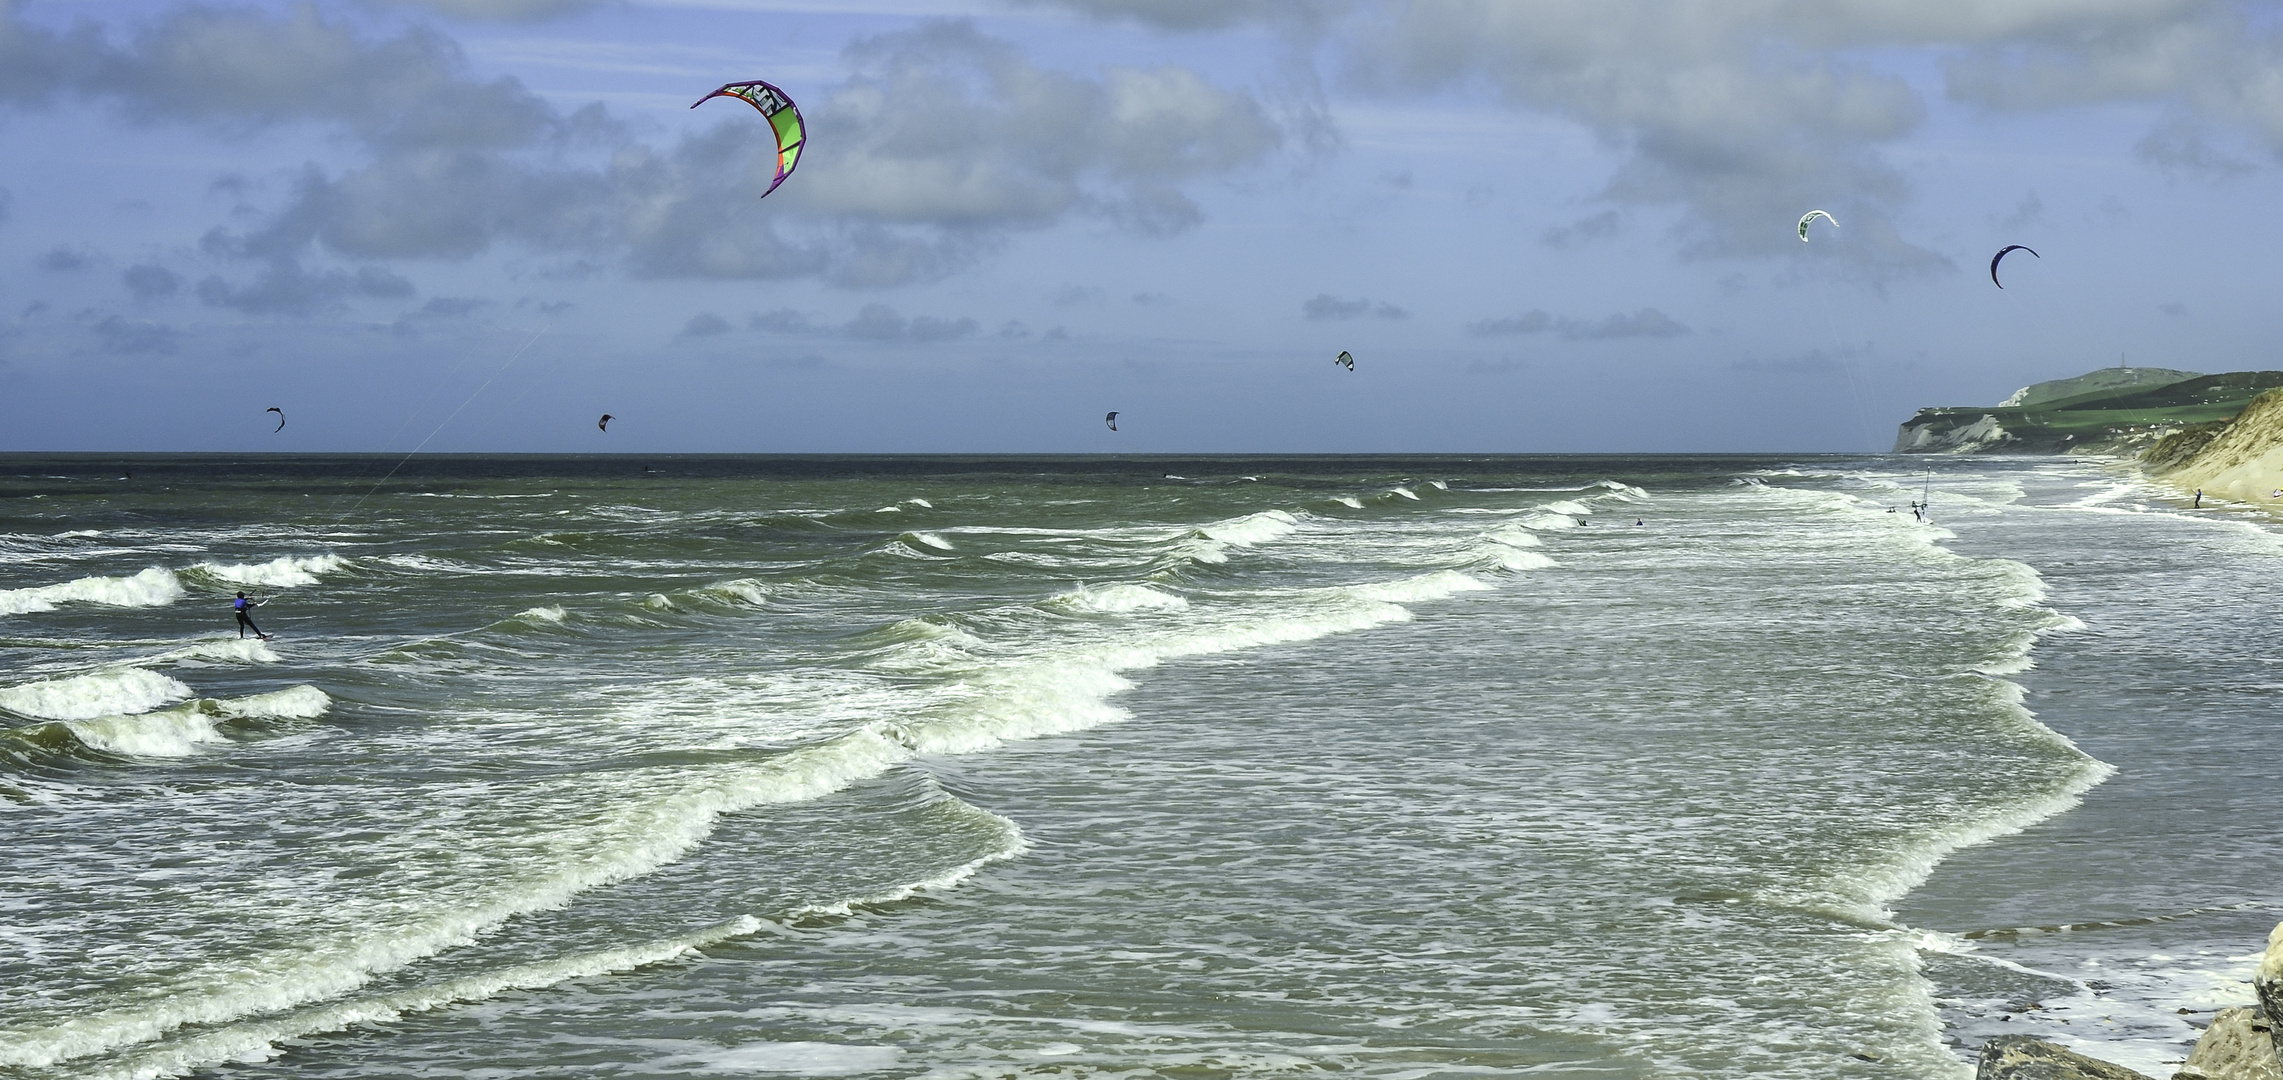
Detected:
[{"left": 0, "top": 454, "right": 2273, "bottom": 1080}]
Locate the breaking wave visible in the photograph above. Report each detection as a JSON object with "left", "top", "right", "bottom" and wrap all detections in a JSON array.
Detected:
[
  {"left": 189, "top": 555, "right": 348, "bottom": 588},
  {"left": 0, "top": 568, "right": 183, "bottom": 616},
  {"left": 0, "top": 669, "right": 193, "bottom": 722}
]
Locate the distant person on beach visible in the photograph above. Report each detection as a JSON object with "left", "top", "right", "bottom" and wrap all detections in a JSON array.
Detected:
[
  {"left": 2195, "top": 489, "right": 2203, "bottom": 508},
  {"left": 233, "top": 592, "right": 269, "bottom": 640}
]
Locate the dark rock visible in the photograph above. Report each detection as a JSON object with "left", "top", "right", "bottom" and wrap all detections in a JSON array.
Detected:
[{"left": 1975, "top": 1035, "right": 2154, "bottom": 1080}]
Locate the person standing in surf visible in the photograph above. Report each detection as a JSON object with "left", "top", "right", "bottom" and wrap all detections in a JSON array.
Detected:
[{"left": 233, "top": 592, "right": 270, "bottom": 640}]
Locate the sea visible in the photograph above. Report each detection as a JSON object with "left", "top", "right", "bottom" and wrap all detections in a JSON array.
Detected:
[{"left": 0, "top": 453, "right": 2275, "bottom": 1080}]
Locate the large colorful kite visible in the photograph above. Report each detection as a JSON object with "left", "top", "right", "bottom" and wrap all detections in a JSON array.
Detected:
[{"left": 691, "top": 80, "right": 807, "bottom": 199}]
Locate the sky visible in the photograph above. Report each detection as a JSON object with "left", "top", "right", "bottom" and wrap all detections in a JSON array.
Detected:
[{"left": 6, "top": 0, "right": 2283, "bottom": 453}]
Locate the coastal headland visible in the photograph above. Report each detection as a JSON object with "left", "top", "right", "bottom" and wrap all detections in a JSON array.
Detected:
[{"left": 1895, "top": 367, "right": 2283, "bottom": 503}]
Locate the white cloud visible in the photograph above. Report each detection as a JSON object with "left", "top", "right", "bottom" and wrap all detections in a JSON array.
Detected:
[
  {"left": 1468, "top": 307, "right": 1688, "bottom": 340},
  {"left": 0, "top": 7, "right": 1286, "bottom": 298},
  {"left": 1302, "top": 293, "right": 1408, "bottom": 320}
]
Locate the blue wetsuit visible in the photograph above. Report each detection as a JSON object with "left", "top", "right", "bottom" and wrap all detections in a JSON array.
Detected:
[{"left": 234, "top": 597, "right": 264, "bottom": 639}]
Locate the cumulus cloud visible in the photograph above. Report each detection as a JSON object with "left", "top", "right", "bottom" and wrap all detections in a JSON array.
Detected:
[
  {"left": 0, "top": 8, "right": 1283, "bottom": 297},
  {"left": 122, "top": 264, "right": 183, "bottom": 300},
  {"left": 393, "top": 295, "right": 490, "bottom": 334},
  {"left": 90, "top": 314, "right": 178, "bottom": 355},
  {"left": 750, "top": 304, "right": 981, "bottom": 343},
  {"left": 1013, "top": 0, "right": 1350, "bottom": 31},
  {"left": 1541, "top": 210, "right": 1620, "bottom": 249},
  {"left": 1302, "top": 293, "right": 1409, "bottom": 320},
  {"left": 195, "top": 261, "right": 414, "bottom": 316},
  {"left": 680, "top": 312, "right": 733, "bottom": 338},
  {"left": 379, "top": 0, "right": 607, "bottom": 20},
  {"left": 1341, "top": 1, "right": 2283, "bottom": 271},
  {"left": 1468, "top": 307, "right": 1689, "bottom": 340},
  {"left": 1358, "top": 3, "right": 1936, "bottom": 269},
  {"left": 749, "top": 308, "right": 815, "bottom": 334}
]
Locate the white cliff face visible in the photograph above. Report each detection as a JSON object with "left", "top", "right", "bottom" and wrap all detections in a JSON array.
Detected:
[{"left": 1896, "top": 413, "right": 2014, "bottom": 453}]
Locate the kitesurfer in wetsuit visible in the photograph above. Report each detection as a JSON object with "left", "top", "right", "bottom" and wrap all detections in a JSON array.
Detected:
[
  {"left": 233, "top": 592, "right": 269, "bottom": 640},
  {"left": 2195, "top": 489, "right": 2203, "bottom": 509}
]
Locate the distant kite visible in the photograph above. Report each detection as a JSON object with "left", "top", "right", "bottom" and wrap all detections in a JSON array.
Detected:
[
  {"left": 598, "top": 414, "right": 613, "bottom": 432},
  {"left": 1798, "top": 210, "right": 1836, "bottom": 242},
  {"left": 265, "top": 407, "right": 284, "bottom": 433},
  {"left": 1990, "top": 245, "right": 2039, "bottom": 289},
  {"left": 691, "top": 80, "right": 806, "bottom": 200},
  {"left": 1104, "top": 412, "right": 1119, "bottom": 432},
  {"left": 1335, "top": 351, "right": 1354, "bottom": 371}
]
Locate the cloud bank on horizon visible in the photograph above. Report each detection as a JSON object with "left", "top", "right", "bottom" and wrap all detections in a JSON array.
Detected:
[{"left": 3, "top": 0, "right": 2282, "bottom": 452}]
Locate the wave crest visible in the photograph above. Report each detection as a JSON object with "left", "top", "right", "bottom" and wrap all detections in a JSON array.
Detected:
[
  {"left": 0, "top": 567, "right": 183, "bottom": 616},
  {"left": 0, "top": 669, "right": 193, "bottom": 721}
]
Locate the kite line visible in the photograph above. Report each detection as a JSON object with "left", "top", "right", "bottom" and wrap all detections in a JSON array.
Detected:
[{"left": 335, "top": 327, "right": 548, "bottom": 523}]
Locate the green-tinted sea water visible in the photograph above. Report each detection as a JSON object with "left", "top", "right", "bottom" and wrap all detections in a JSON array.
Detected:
[{"left": 1, "top": 455, "right": 2274, "bottom": 1079}]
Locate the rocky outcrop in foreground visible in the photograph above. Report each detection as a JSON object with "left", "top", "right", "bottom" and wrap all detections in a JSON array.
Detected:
[{"left": 1976, "top": 922, "right": 2283, "bottom": 1080}]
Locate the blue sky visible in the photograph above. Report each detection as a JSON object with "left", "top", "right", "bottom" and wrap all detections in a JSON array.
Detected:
[{"left": 5, "top": 0, "right": 2283, "bottom": 453}]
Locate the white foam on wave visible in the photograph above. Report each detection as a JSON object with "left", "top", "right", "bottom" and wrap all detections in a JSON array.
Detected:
[
  {"left": 8, "top": 749, "right": 1020, "bottom": 1075},
  {"left": 1541, "top": 499, "right": 1591, "bottom": 516},
  {"left": 1749, "top": 470, "right": 2116, "bottom": 929},
  {"left": 906, "top": 498, "right": 933, "bottom": 508},
  {"left": 875, "top": 506, "right": 902, "bottom": 513},
  {"left": 66, "top": 811, "right": 1026, "bottom": 1080},
  {"left": 64, "top": 710, "right": 229, "bottom": 758},
  {"left": 659, "top": 1042, "right": 904, "bottom": 1077},
  {"left": 2, "top": 502, "right": 1504, "bottom": 1073},
  {"left": 59, "top": 916, "right": 768, "bottom": 1080},
  {"left": 909, "top": 571, "right": 1486, "bottom": 757},
  {"left": 1520, "top": 513, "right": 1579, "bottom": 531},
  {"left": 1333, "top": 496, "right": 1364, "bottom": 509},
  {"left": 1047, "top": 583, "right": 1188, "bottom": 614},
  {"left": 191, "top": 554, "right": 347, "bottom": 588},
  {"left": 0, "top": 567, "right": 183, "bottom": 616},
  {"left": 1481, "top": 547, "right": 1559, "bottom": 572},
  {"left": 1201, "top": 510, "right": 1298, "bottom": 547},
  {"left": 1347, "top": 570, "right": 1492, "bottom": 605},
  {"left": 1391, "top": 486, "right": 1420, "bottom": 500},
  {"left": 1171, "top": 510, "right": 1301, "bottom": 566},
  {"left": 221, "top": 685, "right": 333, "bottom": 721},
  {"left": 697, "top": 580, "right": 769, "bottom": 606},
  {"left": 143, "top": 637, "right": 281, "bottom": 667},
  {"left": 0, "top": 669, "right": 192, "bottom": 722},
  {"left": 515, "top": 606, "right": 568, "bottom": 624},
  {"left": 903, "top": 532, "right": 954, "bottom": 551},
  {"left": 62, "top": 686, "right": 326, "bottom": 758},
  {"left": 1485, "top": 524, "right": 1542, "bottom": 548}
]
